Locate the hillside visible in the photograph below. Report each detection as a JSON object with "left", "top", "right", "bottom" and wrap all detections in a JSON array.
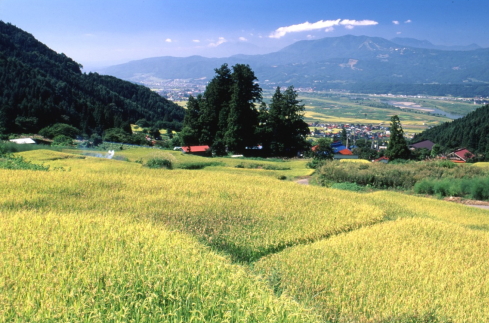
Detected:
[
  {"left": 413, "top": 104, "right": 489, "bottom": 155},
  {"left": 0, "top": 21, "right": 185, "bottom": 136},
  {"left": 99, "top": 35, "right": 489, "bottom": 97}
]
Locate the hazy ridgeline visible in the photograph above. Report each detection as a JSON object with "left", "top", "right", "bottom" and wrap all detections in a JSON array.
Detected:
[{"left": 1, "top": 148, "right": 489, "bottom": 322}]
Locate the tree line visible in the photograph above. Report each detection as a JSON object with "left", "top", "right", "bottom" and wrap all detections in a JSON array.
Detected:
[{"left": 180, "top": 63, "right": 310, "bottom": 156}]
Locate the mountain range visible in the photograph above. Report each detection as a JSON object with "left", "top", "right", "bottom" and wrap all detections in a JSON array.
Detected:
[{"left": 99, "top": 35, "right": 489, "bottom": 97}]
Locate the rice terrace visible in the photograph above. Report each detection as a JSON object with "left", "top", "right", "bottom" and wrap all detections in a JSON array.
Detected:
[
  {"left": 1, "top": 146, "right": 489, "bottom": 322},
  {"left": 3, "top": 6, "right": 489, "bottom": 322}
]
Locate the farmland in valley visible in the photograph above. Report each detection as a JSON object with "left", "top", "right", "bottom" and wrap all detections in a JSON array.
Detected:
[
  {"left": 1, "top": 147, "right": 489, "bottom": 322},
  {"left": 286, "top": 91, "right": 478, "bottom": 134}
]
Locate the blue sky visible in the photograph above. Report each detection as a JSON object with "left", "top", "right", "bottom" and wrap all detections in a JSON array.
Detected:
[{"left": 1, "top": 0, "right": 488, "bottom": 70}]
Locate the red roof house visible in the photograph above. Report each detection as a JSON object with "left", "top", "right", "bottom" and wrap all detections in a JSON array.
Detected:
[
  {"left": 373, "top": 156, "right": 389, "bottom": 163},
  {"left": 181, "top": 145, "right": 210, "bottom": 154},
  {"left": 338, "top": 148, "right": 353, "bottom": 155},
  {"left": 448, "top": 148, "right": 474, "bottom": 162}
]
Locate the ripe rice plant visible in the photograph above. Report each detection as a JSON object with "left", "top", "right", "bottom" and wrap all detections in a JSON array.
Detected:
[
  {"left": 255, "top": 218, "right": 489, "bottom": 322},
  {"left": 3, "top": 150, "right": 384, "bottom": 263},
  {"left": 0, "top": 211, "right": 319, "bottom": 322},
  {"left": 368, "top": 191, "right": 489, "bottom": 230},
  {"left": 5, "top": 148, "right": 489, "bottom": 321}
]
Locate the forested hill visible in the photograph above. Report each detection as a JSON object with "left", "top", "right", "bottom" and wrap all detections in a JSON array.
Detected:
[
  {"left": 0, "top": 21, "right": 185, "bottom": 136},
  {"left": 412, "top": 104, "right": 489, "bottom": 156}
]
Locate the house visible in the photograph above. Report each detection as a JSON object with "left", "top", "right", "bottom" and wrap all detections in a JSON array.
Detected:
[
  {"left": 180, "top": 145, "right": 210, "bottom": 155},
  {"left": 447, "top": 148, "right": 474, "bottom": 162},
  {"left": 409, "top": 140, "right": 435, "bottom": 151},
  {"left": 373, "top": 156, "right": 389, "bottom": 163},
  {"left": 9, "top": 138, "right": 36, "bottom": 144}
]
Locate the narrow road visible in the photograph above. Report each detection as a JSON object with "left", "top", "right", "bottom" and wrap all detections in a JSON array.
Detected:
[{"left": 295, "top": 178, "right": 310, "bottom": 185}]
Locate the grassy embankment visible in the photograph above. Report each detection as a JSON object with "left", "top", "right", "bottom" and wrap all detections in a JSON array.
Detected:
[{"left": 1, "top": 147, "right": 489, "bottom": 322}]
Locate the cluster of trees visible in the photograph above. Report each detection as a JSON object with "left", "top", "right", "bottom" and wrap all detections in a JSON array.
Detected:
[
  {"left": 181, "top": 64, "right": 310, "bottom": 156},
  {"left": 413, "top": 104, "right": 489, "bottom": 159},
  {"left": 0, "top": 21, "right": 184, "bottom": 137}
]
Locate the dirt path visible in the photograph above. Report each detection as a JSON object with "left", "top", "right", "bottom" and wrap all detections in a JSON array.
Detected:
[
  {"left": 466, "top": 204, "right": 489, "bottom": 210},
  {"left": 295, "top": 177, "right": 310, "bottom": 185},
  {"left": 443, "top": 197, "right": 489, "bottom": 209}
]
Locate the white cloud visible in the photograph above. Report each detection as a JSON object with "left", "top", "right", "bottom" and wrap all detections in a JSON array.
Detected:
[
  {"left": 165, "top": 38, "right": 172, "bottom": 43},
  {"left": 269, "top": 19, "right": 378, "bottom": 38},
  {"left": 239, "top": 37, "right": 248, "bottom": 42},
  {"left": 405, "top": 19, "right": 412, "bottom": 23},
  {"left": 339, "top": 19, "right": 378, "bottom": 27},
  {"left": 208, "top": 37, "right": 227, "bottom": 47},
  {"left": 192, "top": 39, "right": 200, "bottom": 43},
  {"left": 392, "top": 20, "right": 400, "bottom": 25},
  {"left": 397, "top": 32, "right": 402, "bottom": 34},
  {"left": 324, "top": 27, "right": 335, "bottom": 32},
  {"left": 306, "top": 34, "right": 315, "bottom": 39}
]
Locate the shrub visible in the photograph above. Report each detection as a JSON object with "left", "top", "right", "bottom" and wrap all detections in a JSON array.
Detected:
[
  {"left": 178, "top": 162, "right": 224, "bottom": 169},
  {"left": 103, "top": 128, "right": 130, "bottom": 143},
  {"left": 0, "top": 154, "right": 49, "bottom": 171},
  {"left": 414, "top": 179, "right": 434, "bottom": 195},
  {"left": 470, "top": 178, "right": 489, "bottom": 200},
  {"left": 52, "top": 135, "right": 74, "bottom": 146},
  {"left": 317, "top": 160, "right": 489, "bottom": 191},
  {"left": 145, "top": 157, "right": 173, "bottom": 169},
  {"left": 39, "top": 123, "right": 80, "bottom": 139},
  {"left": 433, "top": 179, "right": 451, "bottom": 197}
]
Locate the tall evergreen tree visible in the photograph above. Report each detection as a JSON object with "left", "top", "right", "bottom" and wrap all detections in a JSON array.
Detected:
[
  {"left": 180, "top": 94, "right": 203, "bottom": 146},
  {"left": 224, "top": 64, "right": 262, "bottom": 153},
  {"left": 198, "top": 64, "right": 233, "bottom": 145},
  {"left": 386, "top": 115, "right": 411, "bottom": 160},
  {"left": 265, "top": 86, "right": 310, "bottom": 156}
]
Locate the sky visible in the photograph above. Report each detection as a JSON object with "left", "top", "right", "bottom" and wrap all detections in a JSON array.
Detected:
[{"left": 1, "top": 0, "right": 488, "bottom": 71}]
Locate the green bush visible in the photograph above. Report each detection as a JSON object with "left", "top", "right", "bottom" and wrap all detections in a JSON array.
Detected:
[
  {"left": 145, "top": 157, "right": 173, "bottom": 169},
  {"left": 0, "top": 154, "right": 49, "bottom": 171},
  {"left": 178, "top": 162, "right": 224, "bottom": 169},
  {"left": 317, "top": 160, "right": 488, "bottom": 191},
  {"left": 234, "top": 162, "right": 290, "bottom": 170},
  {"left": 39, "top": 123, "right": 80, "bottom": 139},
  {"left": 470, "top": 178, "right": 489, "bottom": 200},
  {"left": 52, "top": 135, "right": 74, "bottom": 146},
  {"left": 414, "top": 179, "right": 435, "bottom": 195},
  {"left": 433, "top": 179, "right": 451, "bottom": 197}
]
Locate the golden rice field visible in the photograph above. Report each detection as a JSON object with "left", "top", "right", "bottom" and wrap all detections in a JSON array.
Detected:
[
  {"left": 1, "top": 211, "right": 318, "bottom": 322},
  {"left": 474, "top": 162, "right": 489, "bottom": 168},
  {"left": 255, "top": 218, "right": 489, "bottom": 322},
  {"left": 2, "top": 147, "right": 489, "bottom": 322}
]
